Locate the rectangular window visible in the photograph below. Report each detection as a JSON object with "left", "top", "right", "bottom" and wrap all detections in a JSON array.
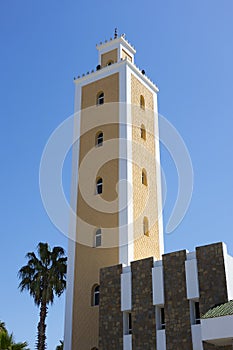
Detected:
[
  {"left": 95, "top": 235, "right": 101, "bottom": 247},
  {"left": 190, "top": 300, "right": 201, "bottom": 325},
  {"left": 160, "top": 307, "right": 165, "bottom": 329},
  {"left": 195, "top": 302, "right": 200, "bottom": 324},
  {"left": 95, "top": 229, "right": 102, "bottom": 247},
  {"left": 128, "top": 313, "right": 132, "bottom": 334},
  {"left": 156, "top": 306, "right": 165, "bottom": 330},
  {"left": 123, "top": 312, "right": 132, "bottom": 335}
]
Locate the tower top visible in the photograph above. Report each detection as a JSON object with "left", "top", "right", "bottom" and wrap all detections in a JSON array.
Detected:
[{"left": 96, "top": 33, "right": 136, "bottom": 65}]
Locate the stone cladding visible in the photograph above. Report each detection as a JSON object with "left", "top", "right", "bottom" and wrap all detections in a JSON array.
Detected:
[
  {"left": 99, "top": 264, "right": 123, "bottom": 350},
  {"left": 163, "top": 250, "right": 193, "bottom": 350},
  {"left": 131, "top": 257, "right": 156, "bottom": 349}
]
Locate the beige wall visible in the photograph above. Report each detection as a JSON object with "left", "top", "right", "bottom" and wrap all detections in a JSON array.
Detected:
[
  {"left": 81, "top": 73, "right": 119, "bottom": 108},
  {"left": 72, "top": 73, "right": 120, "bottom": 349},
  {"left": 101, "top": 49, "right": 118, "bottom": 67},
  {"left": 131, "top": 74, "right": 160, "bottom": 261},
  {"left": 72, "top": 70, "right": 161, "bottom": 349},
  {"left": 72, "top": 244, "right": 118, "bottom": 349}
]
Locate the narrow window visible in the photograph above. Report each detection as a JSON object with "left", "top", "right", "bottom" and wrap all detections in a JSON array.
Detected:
[
  {"left": 95, "top": 229, "right": 102, "bottom": 247},
  {"left": 140, "top": 95, "right": 145, "bottom": 110},
  {"left": 156, "top": 306, "right": 166, "bottom": 330},
  {"left": 96, "top": 178, "right": 103, "bottom": 194},
  {"left": 141, "top": 124, "right": 146, "bottom": 140},
  {"left": 106, "top": 60, "right": 114, "bottom": 66},
  {"left": 142, "top": 169, "right": 147, "bottom": 186},
  {"left": 92, "top": 285, "right": 100, "bottom": 306},
  {"left": 128, "top": 313, "right": 132, "bottom": 334},
  {"left": 96, "top": 131, "right": 103, "bottom": 147},
  {"left": 195, "top": 302, "right": 200, "bottom": 324},
  {"left": 123, "top": 312, "right": 132, "bottom": 335},
  {"left": 160, "top": 308, "right": 165, "bottom": 329},
  {"left": 190, "top": 300, "right": 201, "bottom": 325},
  {"left": 143, "top": 217, "right": 149, "bottom": 236},
  {"left": 97, "top": 92, "right": 104, "bottom": 105}
]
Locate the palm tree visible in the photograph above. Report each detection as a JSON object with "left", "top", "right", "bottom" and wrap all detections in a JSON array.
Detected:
[
  {"left": 18, "top": 243, "right": 67, "bottom": 350},
  {"left": 0, "top": 324, "right": 29, "bottom": 350},
  {"left": 0, "top": 322, "right": 7, "bottom": 334},
  {"left": 55, "top": 340, "right": 63, "bottom": 350}
]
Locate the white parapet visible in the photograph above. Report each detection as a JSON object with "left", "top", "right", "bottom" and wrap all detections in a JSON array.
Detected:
[
  {"left": 157, "top": 330, "right": 166, "bottom": 350},
  {"left": 201, "top": 315, "right": 233, "bottom": 345},
  {"left": 152, "top": 261, "right": 164, "bottom": 305},
  {"left": 185, "top": 252, "right": 199, "bottom": 299},
  {"left": 121, "top": 267, "right": 132, "bottom": 311}
]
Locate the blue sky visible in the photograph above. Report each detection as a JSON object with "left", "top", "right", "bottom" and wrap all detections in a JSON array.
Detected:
[{"left": 1, "top": 0, "right": 233, "bottom": 348}]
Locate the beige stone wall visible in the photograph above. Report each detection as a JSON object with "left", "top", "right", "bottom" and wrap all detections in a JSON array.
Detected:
[
  {"left": 81, "top": 73, "right": 119, "bottom": 108},
  {"left": 122, "top": 49, "right": 132, "bottom": 62},
  {"left": 131, "top": 74, "right": 160, "bottom": 261},
  {"left": 72, "top": 244, "right": 118, "bottom": 350},
  {"left": 101, "top": 48, "right": 118, "bottom": 66},
  {"left": 72, "top": 73, "right": 120, "bottom": 349}
]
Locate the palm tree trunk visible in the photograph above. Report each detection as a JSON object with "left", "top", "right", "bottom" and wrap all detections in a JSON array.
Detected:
[{"left": 37, "top": 300, "right": 48, "bottom": 350}]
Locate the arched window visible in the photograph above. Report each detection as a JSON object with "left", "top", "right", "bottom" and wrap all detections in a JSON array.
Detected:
[
  {"left": 142, "top": 169, "right": 147, "bottom": 186},
  {"left": 97, "top": 92, "right": 104, "bottom": 105},
  {"left": 96, "top": 178, "right": 103, "bottom": 194},
  {"left": 140, "top": 95, "right": 145, "bottom": 110},
  {"left": 92, "top": 284, "right": 100, "bottom": 306},
  {"left": 96, "top": 131, "right": 103, "bottom": 147},
  {"left": 106, "top": 60, "right": 114, "bottom": 66},
  {"left": 95, "top": 228, "right": 102, "bottom": 247},
  {"left": 143, "top": 217, "right": 149, "bottom": 236},
  {"left": 141, "top": 124, "right": 146, "bottom": 140}
]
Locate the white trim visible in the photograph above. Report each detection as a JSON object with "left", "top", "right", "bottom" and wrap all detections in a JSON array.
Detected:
[
  {"left": 75, "top": 60, "right": 125, "bottom": 86},
  {"left": 191, "top": 324, "right": 203, "bottom": 350},
  {"left": 152, "top": 265, "right": 164, "bottom": 305},
  {"left": 118, "top": 63, "right": 128, "bottom": 265},
  {"left": 126, "top": 65, "right": 134, "bottom": 264},
  {"left": 96, "top": 36, "right": 136, "bottom": 55},
  {"left": 63, "top": 84, "right": 81, "bottom": 350},
  {"left": 123, "top": 334, "right": 132, "bottom": 350},
  {"left": 153, "top": 92, "right": 164, "bottom": 257},
  {"left": 118, "top": 64, "right": 134, "bottom": 266},
  {"left": 222, "top": 242, "right": 233, "bottom": 300},
  {"left": 63, "top": 239, "right": 75, "bottom": 350},
  {"left": 121, "top": 270, "right": 132, "bottom": 311},
  {"left": 75, "top": 60, "right": 158, "bottom": 94},
  {"left": 157, "top": 329, "right": 166, "bottom": 350},
  {"left": 185, "top": 257, "right": 199, "bottom": 300}
]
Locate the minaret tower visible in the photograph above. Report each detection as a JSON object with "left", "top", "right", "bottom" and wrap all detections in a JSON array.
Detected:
[{"left": 64, "top": 32, "right": 164, "bottom": 350}]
